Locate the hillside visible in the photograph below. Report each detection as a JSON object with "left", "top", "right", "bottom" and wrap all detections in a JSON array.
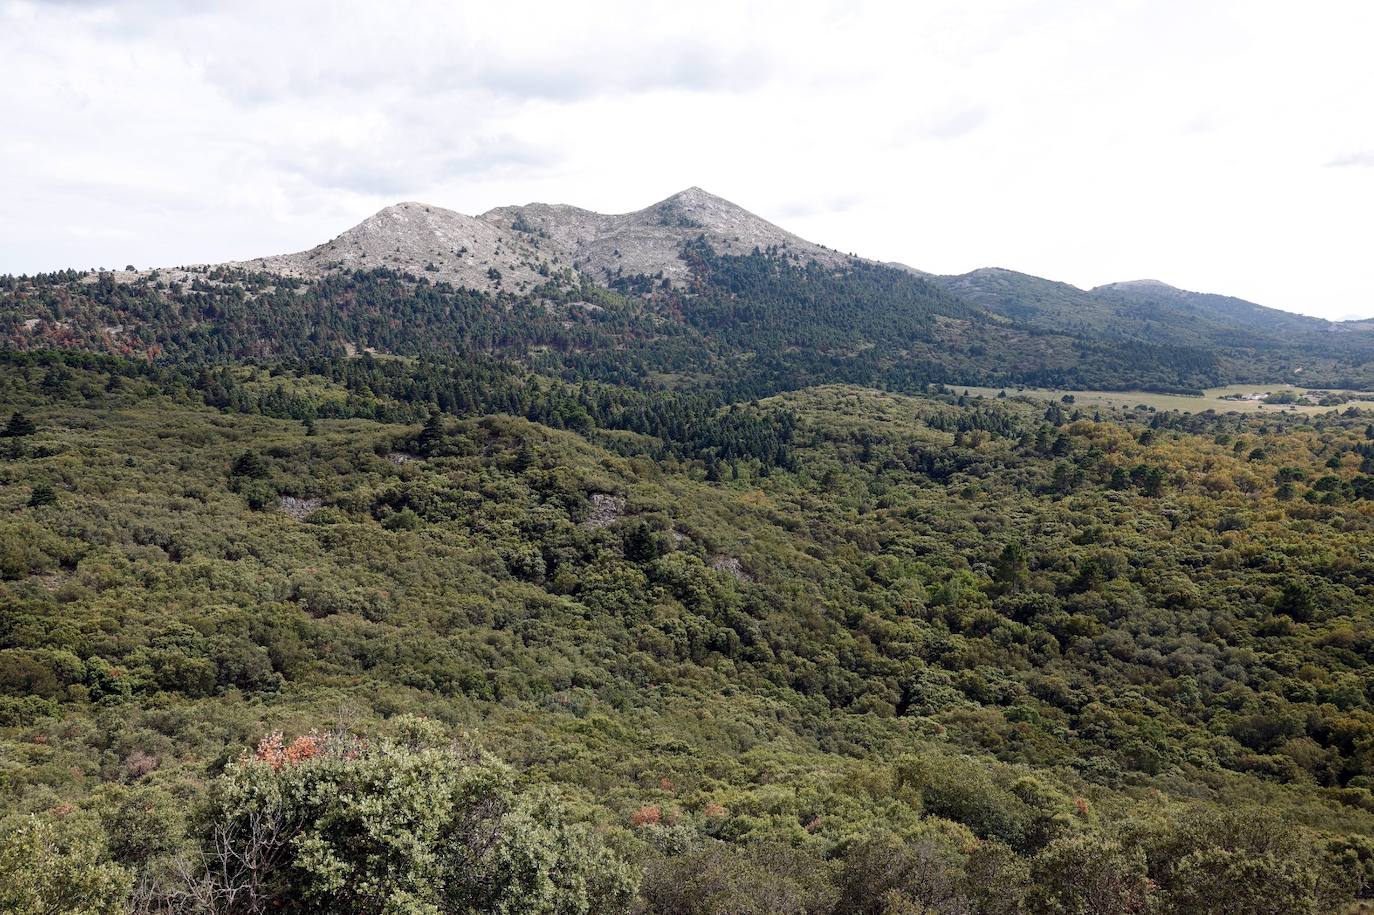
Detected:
[
  {"left": 237, "top": 201, "right": 557, "bottom": 294},
  {"left": 3, "top": 351, "right": 1374, "bottom": 912},
  {"left": 483, "top": 187, "right": 851, "bottom": 286},
  {"left": 4, "top": 188, "right": 1372, "bottom": 394},
  {"left": 1090, "top": 278, "right": 1347, "bottom": 341},
  {"left": 937, "top": 267, "right": 1374, "bottom": 386},
  {"left": 3, "top": 192, "right": 1374, "bottom": 912}
]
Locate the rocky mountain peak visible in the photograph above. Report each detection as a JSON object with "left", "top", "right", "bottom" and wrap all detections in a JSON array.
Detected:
[
  {"left": 220, "top": 188, "right": 855, "bottom": 293},
  {"left": 234, "top": 200, "right": 557, "bottom": 294}
]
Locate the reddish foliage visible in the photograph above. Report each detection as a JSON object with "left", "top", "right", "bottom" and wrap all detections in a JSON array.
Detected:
[
  {"left": 1073, "top": 796, "right": 1091, "bottom": 817},
  {"left": 286, "top": 735, "right": 322, "bottom": 765},
  {"left": 49, "top": 803, "right": 74, "bottom": 819},
  {"left": 250, "top": 731, "right": 329, "bottom": 771},
  {"left": 803, "top": 815, "right": 822, "bottom": 833},
  {"left": 253, "top": 732, "right": 287, "bottom": 771},
  {"left": 658, "top": 777, "right": 676, "bottom": 793},
  {"left": 630, "top": 805, "right": 662, "bottom": 827},
  {"left": 702, "top": 801, "right": 727, "bottom": 819}
]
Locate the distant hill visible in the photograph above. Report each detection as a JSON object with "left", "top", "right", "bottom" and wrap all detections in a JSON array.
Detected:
[
  {"left": 937, "top": 268, "right": 1372, "bottom": 363},
  {"left": 1090, "top": 279, "right": 1335, "bottom": 341}
]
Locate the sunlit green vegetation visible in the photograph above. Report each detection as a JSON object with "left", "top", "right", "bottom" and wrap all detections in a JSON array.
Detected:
[
  {"left": 959, "top": 383, "right": 1374, "bottom": 416},
  {"left": 2, "top": 350, "right": 1374, "bottom": 912}
]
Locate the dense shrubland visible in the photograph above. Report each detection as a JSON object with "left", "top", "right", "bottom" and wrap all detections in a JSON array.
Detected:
[{"left": 2, "top": 352, "right": 1374, "bottom": 912}]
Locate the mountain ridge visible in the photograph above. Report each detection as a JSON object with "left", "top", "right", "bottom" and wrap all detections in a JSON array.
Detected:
[
  {"left": 482, "top": 187, "right": 851, "bottom": 287},
  {"left": 218, "top": 187, "right": 856, "bottom": 295},
  {"left": 103, "top": 187, "right": 1363, "bottom": 334},
  {"left": 936, "top": 266, "right": 1368, "bottom": 346},
  {"left": 7, "top": 186, "right": 1374, "bottom": 391}
]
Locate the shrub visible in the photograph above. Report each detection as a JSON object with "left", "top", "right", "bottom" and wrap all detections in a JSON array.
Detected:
[
  {"left": 0, "top": 814, "right": 129, "bottom": 915},
  {"left": 186, "top": 719, "right": 636, "bottom": 915},
  {"left": 639, "top": 842, "right": 835, "bottom": 915}
]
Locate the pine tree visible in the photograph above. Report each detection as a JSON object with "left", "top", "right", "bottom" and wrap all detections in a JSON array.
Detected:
[
  {"left": 514, "top": 440, "right": 537, "bottom": 473},
  {"left": 417, "top": 412, "right": 445, "bottom": 456},
  {"left": 28, "top": 482, "right": 57, "bottom": 507},
  {"left": 230, "top": 450, "right": 268, "bottom": 478},
  {"left": 2, "top": 411, "right": 36, "bottom": 437}
]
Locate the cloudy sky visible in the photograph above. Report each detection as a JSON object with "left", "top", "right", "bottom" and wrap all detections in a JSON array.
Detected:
[{"left": 2, "top": 0, "right": 1371, "bottom": 319}]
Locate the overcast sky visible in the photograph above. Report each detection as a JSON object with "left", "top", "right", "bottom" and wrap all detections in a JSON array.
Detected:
[{"left": 2, "top": 0, "right": 1371, "bottom": 319}]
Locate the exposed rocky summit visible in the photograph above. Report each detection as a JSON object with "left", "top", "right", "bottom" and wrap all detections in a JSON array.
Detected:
[
  {"left": 232, "top": 202, "right": 556, "bottom": 294},
  {"left": 214, "top": 188, "right": 853, "bottom": 294},
  {"left": 483, "top": 187, "right": 850, "bottom": 285}
]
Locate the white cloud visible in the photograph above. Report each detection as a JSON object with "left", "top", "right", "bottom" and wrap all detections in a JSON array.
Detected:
[
  {"left": 1, "top": 0, "right": 1372, "bottom": 318},
  {"left": 1329, "top": 151, "right": 1374, "bottom": 168}
]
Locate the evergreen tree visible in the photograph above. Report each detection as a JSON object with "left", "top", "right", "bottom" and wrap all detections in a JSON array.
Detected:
[
  {"left": 28, "top": 482, "right": 57, "bottom": 507},
  {"left": 416, "top": 412, "right": 445, "bottom": 456},
  {"left": 2, "top": 411, "right": 36, "bottom": 437},
  {"left": 514, "top": 440, "right": 537, "bottom": 473},
  {"left": 230, "top": 450, "right": 268, "bottom": 478}
]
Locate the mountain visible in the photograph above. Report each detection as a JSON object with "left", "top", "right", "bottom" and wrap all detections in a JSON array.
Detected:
[
  {"left": 226, "top": 188, "right": 1369, "bottom": 360},
  {"left": 224, "top": 188, "right": 853, "bottom": 295},
  {"left": 6, "top": 191, "right": 1374, "bottom": 913},
  {"left": 937, "top": 268, "right": 1370, "bottom": 356},
  {"left": 481, "top": 186, "right": 850, "bottom": 287},
  {"left": 4, "top": 186, "right": 1374, "bottom": 391},
  {"left": 235, "top": 201, "right": 555, "bottom": 293}
]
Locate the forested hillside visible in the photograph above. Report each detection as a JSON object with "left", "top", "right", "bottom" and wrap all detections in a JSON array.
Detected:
[
  {"left": 937, "top": 269, "right": 1374, "bottom": 387},
  {"left": 8, "top": 187, "right": 1370, "bottom": 394},
  {"left": 4, "top": 187, "right": 1374, "bottom": 914},
  {"left": 4, "top": 250, "right": 1329, "bottom": 395},
  {"left": 3, "top": 350, "right": 1374, "bottom": 913}
]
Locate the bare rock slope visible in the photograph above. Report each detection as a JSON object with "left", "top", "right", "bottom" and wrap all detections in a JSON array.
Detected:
[
  {"left": 217, "top": 188, "right": 855, "bottom": 294},
  {"left": 482, "top": 187, "right": 851, "bottom": 285},
  {"left": 233, "top": 202, "right": 555, "bottom": 294}
]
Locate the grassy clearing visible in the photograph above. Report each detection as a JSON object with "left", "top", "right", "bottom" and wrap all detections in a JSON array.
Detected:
[{"left": 956, "top": 383, "right": 1374, "bottom": 415}]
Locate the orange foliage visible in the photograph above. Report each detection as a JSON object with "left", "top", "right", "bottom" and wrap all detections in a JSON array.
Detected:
[
  {"left": 702, "top": 801, "right": 727, "bottom": 819},
  {"left": 252, "top": 731, "right": 324, "bottom": 771},
  {"left": 287, "top": 735, "right": 322, "bottom": 765},
  {"left": 253, "top": 732, "right": 287, "bottom": 771},
  {"left": 630, "top": 805, "right": 662, "bottom": 827}
]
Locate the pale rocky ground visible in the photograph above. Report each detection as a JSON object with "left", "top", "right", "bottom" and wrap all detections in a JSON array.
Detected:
[
  {"left": 580, "top": 493, "right": 626, "bottom": 529},
  {"left": 482, "top": 186, "right": 853, "bottom": 287},
  {"left": 278, "top": 496, "right": 322, "bottom": 520},
  {"left": 710, "top": 555, "right": 752, "bottom": 582},
  {"left": 98, "top": 188, "right": 863, "bottom": 297},
  {"left": 232, "top": 201, "right": 556, "bottom": 295}
]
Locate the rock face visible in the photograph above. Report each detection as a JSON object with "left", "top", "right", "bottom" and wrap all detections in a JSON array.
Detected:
[
  {"left": 221, "top": 188, "right": 854, "bottom": 294},
  {"left": 482, "top": 187, "right": 850, "bottom": 286},
  {"left": 232, "top": 202, "right": 557, "bottom": 294}
]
